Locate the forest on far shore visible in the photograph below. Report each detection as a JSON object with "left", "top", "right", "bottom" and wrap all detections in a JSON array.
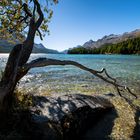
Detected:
[{"left": 68, "top": 37, "right": 140, "bottom": 54}]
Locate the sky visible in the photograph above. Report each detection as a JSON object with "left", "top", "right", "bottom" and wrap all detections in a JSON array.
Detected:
[{"left": 35, "top": 0, "right": 140, "bottom": 51}]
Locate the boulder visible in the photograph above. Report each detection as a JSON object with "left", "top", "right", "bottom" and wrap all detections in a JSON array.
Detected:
[{"left": 31, "top": 94, "right": 113, "bottom": 140}]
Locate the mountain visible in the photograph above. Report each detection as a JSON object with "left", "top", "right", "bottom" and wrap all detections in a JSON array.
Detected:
[
  {"left": 61, "top": 49, "right": 68, "bottom": 54},
  {"left": 68, "top": 29, "right": 140, "bottom": 54},
  {"left": 0, "top": 39, "right": 59, "bottom": 53},
  {"left": 33, "top": 43, "right": 59, "bottom": 53},
  {"left": 82, "top": 29, "right": 140, "bottom": 49},
  {"left": 83, "top": 40, "right": 96, "bottom": 48}
]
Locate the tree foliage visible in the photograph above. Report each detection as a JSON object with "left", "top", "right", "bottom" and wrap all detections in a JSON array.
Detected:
[{"left": 0, "top": 0, "right": 58, "bottom": 41}]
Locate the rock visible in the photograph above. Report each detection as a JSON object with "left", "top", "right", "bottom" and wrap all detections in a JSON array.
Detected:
[
  {"left": 104, "top": 93, "right": 115, "bottom": 97},
  {"left": 31, "top": 94, "right": 113, "bottom": 140}
]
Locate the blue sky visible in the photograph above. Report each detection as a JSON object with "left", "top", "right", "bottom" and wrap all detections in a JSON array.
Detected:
[{"left": 35, "top": 0, "right": 140, "bottom": 51}]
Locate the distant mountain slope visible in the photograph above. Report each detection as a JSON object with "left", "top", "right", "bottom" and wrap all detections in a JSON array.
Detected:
[
  {"left": 0, "top": 39, "right": 59, "bottom": 53},
  {"left": 33, "top": 43, "right": 59, "bottom": 53},
  {"left": 68, "top": 29, "right": 140, "bottom": 54},
  {"left": 82, "top": 29, "right": 140, "bottom": 48}
]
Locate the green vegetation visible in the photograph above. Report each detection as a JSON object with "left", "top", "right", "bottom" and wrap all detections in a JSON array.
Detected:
[
  {"left": 0, "top": 0, "right": 58, "bottom": 41},
  {"left": 0, "top": 89, "right": 34, "bottom": 139},
  {"left": 68, "top": 37, "right": 140, "bottom": 54}
]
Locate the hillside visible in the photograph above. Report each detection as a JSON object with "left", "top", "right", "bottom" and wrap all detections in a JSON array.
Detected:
[
  {"left": 33, "top": 43, "right": 59, "bottom": 54},
  {"left": 0, "top": 39, "right": 59, "bottom": 54},
  {"left": 68, "top": 29, "right": 140, "bottom": 54}
]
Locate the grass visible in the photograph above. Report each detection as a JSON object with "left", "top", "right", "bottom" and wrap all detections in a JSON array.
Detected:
[
  {"left": 0, "top": 90, "right": 34, "bottom": 140},
  {"left": 14, "top": 89, "right": 33, "bottom": 109},
  {"left": 82, "top": 95, "right": 140, "bottom": 139},
  {"left": 110, "top": 97, "right": 136, "bottom": 139}
]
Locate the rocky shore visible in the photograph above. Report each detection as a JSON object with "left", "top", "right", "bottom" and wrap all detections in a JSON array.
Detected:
[
  {"left": 0, "top": 93, "right": 140, "bottom": 140},
  {"left": 31, "top": 94, "right": 113, "bottom": 140}
]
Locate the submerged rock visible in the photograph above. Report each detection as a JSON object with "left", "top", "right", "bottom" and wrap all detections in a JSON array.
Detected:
[
  {"left": 104, "top": 93, "right": 116, "bottom": 97},
  {"left": 31, "top": 94, "right": 113, "bottom": 140}
]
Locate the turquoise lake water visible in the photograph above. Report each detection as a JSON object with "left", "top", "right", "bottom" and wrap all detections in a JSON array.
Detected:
[{"left": 0, "top": 54, "right": 140, "bottom": 96}]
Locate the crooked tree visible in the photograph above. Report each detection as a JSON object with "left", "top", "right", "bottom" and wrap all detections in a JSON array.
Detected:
[{"left": 0, "top": 0, "right": 136, "bottom": 112}]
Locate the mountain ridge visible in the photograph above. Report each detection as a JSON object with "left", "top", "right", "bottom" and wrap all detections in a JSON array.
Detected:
[
  {"left": 0, "top": 38, "right": 59, "bottom": 54},
  {"left": 78, "top": 29, "right": 140, "bottom": 49},
  {"left": 68, "top": 29, "right": 140, "bottom": 54}
]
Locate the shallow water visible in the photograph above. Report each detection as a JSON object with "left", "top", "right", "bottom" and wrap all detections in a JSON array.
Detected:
[{"left": 0, "top": 54, "right": 140, "bottom": 96}]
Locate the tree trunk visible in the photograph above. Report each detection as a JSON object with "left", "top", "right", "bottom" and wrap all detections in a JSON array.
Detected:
[
  {"left": 0, "top": 40, "right": 34, "bottom": 112},
  {"left": 0, "top": 0, "right": 136, "bottom": 113},
  {"left": 0, "top": 46, "right": 23, "bottom": 111},
  {"left": 0, "top": 8, "right": 39, "bottom": 112},
  {"left": 0, "top": 0, "right": 43, "bottom": 112},
  {"left": 0, "top": 44, "right": 22, "bottom": 111}
]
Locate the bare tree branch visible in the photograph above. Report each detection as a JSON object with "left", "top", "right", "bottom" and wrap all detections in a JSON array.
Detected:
[
  {"left": 33, "top": 0, "right": 36, "bottom": 18},
  {"left": 37, "top": 29, "right": 43, "bottom": 40},
  {"left": 34, "top": 0, "right": 44, "bottom": 29},
  {"left": 21, "top": 58, "right": 137, "bottom": 98},
  {"left": 22, "top": 3, "right": 32, "bottom": 17},
  {"left": 17, "top": 0, "right": 44, "bottom": 67}
]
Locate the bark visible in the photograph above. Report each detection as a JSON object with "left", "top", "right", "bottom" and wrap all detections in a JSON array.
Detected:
[
  {"left": 0, "top": 44, "right": 23, "bottom": 111},
  {"left": 0, "top": 0, "right": 43, "bottom": 111},
  {"left": 0, "top": 23, "right": 35, "bottom": 111}
]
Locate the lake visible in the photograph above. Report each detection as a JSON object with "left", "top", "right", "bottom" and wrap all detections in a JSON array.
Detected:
[{"left": 0, "top": 54, "right": 140, "bottom": 96}]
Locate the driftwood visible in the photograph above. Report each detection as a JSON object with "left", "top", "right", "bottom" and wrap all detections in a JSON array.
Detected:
[{"left": 21, "top": 57, "right": 137, "bottom": 98}]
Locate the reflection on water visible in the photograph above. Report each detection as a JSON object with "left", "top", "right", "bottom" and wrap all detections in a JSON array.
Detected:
[{"left": 0, "top": 54, "right": 140, "bottom": 96}]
